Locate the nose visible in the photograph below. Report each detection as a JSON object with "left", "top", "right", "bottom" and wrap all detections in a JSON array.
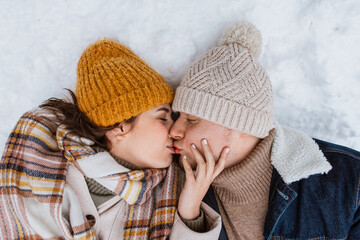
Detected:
[{"left": 169, "top": 120, "right": 184, "bottom": 140}]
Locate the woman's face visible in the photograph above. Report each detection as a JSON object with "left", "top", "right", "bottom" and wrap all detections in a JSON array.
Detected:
[{"left": 106, "top": 104, "right": 174, "bottom": 169}]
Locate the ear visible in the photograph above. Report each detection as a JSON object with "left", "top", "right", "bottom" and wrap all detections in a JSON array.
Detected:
[{"left": 105, "top": 122, "right": 132, "bottom": 141}]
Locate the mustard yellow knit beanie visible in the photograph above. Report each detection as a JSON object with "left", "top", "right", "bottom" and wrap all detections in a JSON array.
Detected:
[{"left": 75, "top": 39, "right": 174, "bottom": 127}]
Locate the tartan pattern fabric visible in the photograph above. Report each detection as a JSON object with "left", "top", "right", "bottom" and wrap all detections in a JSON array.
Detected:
[
  {"left": 0, "top": 108, "right": 179, "bottom": 239},
  {"left": 123, "top": 165, "right": 179, "bottom": 239}
]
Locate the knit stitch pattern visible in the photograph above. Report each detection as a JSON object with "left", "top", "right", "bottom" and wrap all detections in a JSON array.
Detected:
[
  {"left": 76, "top": 39, "right": 174, "bottom": 127},
  {"left": 173, "top": 22, "right": 274, "bottom": 138}
]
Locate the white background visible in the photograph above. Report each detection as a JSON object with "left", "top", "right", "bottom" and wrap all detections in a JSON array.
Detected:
[{"left": 1, "top": 0, "right": 359, "bottom": 150}]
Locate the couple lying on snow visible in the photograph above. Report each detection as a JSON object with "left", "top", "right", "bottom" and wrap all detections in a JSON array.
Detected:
[{"left": 1, "top": 21, "right": 359, "bottom": 240}]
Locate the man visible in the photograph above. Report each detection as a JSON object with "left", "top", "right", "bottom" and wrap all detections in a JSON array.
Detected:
[{"left": 170, "top": 21, "right": 360, "bottom": 239}]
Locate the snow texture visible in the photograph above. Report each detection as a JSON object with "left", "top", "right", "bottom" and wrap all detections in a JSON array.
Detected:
[{"left": 1, "top": 0, "right": 359, "bottom": 150}]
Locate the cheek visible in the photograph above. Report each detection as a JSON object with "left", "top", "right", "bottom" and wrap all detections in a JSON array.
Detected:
[
  {"left": 183, "top": 129, "right": 225, "bottom": 162},
  {"left": 135, "top": 123, "right": 169, "bottom": 150},
  {"left": 150, "top": 124, "right": 169, "bottom": 142},
  {"left": 180, "top": 129, "right": 204, "bottom": 167},
  {"left": 126, "top": 123, "right": 172, "bottom": 168},
  {"left": 208, "top": 131, "right": 232, "bottom": 161},
  {"left": 182, "top": 131, "right": 201, "bottom": 150}
]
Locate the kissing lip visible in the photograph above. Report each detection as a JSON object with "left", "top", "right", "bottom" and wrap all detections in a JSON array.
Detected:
[
  {"left": 172, "top": 144, "right": 182, "bottom": 154},
  {"left": 167, "top": 144, "right": 176, "bottom": 154},
  {"left": 167, "top": 146, "right": 175, "bottom": 154}
]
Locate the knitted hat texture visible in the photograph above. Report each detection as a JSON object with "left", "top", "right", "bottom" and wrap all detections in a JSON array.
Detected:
[
  {"left": 172, "top": 21, "right": 274, "bottom": 138},
  {"left": 75, "top": 39, "right": 174, "bottom": 127}
]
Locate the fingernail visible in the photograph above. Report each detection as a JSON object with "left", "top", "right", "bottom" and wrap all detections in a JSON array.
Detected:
[
  {"left": 202, "top": 139, "right": 207, "bottom": 145},
  {"left": 191, "top": 144, "right": 196, "bottom": 149},
  {"left": 225, "top": 148, "right": 230, "bottom": 153},
  {"left": 183, "top": 155, "right": 187, "bottom": 159}
]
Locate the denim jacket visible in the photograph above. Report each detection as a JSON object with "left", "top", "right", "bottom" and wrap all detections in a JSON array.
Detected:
[{"left": 204, "top": 124, "right": 360, "bottom": 240}]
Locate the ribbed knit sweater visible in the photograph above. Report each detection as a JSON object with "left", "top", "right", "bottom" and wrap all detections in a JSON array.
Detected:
[{"left": 212, "top": 129, "right": 275, "bottom": 239}]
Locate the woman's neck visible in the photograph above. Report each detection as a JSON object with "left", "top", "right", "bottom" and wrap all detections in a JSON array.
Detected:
[{"left": 94, "top": 146, "right": 140, "bottom": 170}]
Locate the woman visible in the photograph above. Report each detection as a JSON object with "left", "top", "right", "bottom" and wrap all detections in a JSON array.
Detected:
[{"left": 0, "top": 39, "right": 223, "bottom": 239}]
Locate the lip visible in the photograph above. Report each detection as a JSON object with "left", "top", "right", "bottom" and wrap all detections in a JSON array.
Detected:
[
  {"left": 173, "top": 144, "right": 182, "bottom": 154},
  {"left": 167, "top": 146, "right": 175, "bottom": 154}
]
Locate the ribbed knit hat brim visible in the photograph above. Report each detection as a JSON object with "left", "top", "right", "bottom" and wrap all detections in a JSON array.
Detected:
[
  {"left": 87, "top": 82, "right": 173, "bottom": 127},
  {"left": 173, "top": 86, "right": 274, "bottom": 138}
]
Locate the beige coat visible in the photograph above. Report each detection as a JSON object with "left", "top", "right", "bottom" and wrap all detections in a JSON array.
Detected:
[{"left": 65, "top": 164, "right": 222, "bottom": 240}]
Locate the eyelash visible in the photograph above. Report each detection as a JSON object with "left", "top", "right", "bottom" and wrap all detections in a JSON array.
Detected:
[
  {"left": 160, "top": 118, "right": 168, "bottom": 121},
  {"left": 186, "top": 118, "right": 196, "bottom": 123}
]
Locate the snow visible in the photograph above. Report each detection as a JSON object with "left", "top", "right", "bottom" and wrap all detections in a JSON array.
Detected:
[{"left": 1, "top": 0, "right": 359, "bottom": 150}]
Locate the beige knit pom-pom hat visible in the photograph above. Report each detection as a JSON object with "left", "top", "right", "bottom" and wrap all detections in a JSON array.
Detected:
[{"left": 172, "top": 21, "right": 274, "bottom": 138}]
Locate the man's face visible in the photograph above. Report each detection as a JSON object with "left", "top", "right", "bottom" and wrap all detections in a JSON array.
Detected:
[{"left": 169, "top": 112, "right": 232, "bottom": 169}]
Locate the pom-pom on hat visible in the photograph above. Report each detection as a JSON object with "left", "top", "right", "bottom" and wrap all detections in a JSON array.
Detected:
[
  {"left": 172, "top": 21, "right": 274, "bottom": 138},
  {"left": 219, "top": 21, "right": 262, "bottom": 58},
  {"left": 76, "top": 39, "right": 174, "bottom": 127}
]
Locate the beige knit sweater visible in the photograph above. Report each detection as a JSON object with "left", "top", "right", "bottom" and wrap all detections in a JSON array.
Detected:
[{"left": 212, "top": 129, "right": 275, "bottom": 239}]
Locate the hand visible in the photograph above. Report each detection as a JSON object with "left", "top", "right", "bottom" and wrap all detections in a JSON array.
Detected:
[{"left": 177, "top": 138, "right": 229, "bottom": 220}]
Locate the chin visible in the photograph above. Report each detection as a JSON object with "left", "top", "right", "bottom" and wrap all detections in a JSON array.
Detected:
[
  {"left": 149, "top": 156, "right": 173, "bottom": 169},
  {"left": 161, "top": 155, "right": 173, "bottom": 168}
]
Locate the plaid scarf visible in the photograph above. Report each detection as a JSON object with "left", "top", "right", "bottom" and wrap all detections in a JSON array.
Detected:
[{"left": 0, "top": 109, "right": 179, "bottom": 239}]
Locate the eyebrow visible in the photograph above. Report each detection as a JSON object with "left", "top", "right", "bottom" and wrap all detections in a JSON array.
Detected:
[{"left": 156, "top": 107, "right": 170, "bottom": 113}]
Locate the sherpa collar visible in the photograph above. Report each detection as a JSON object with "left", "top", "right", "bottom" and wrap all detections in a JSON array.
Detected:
[{"left": 271, "top": 122, "right": 332, "bottom": 184}]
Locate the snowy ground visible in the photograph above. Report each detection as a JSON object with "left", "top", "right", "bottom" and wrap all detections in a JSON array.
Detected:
[{"left": 1, "top": 0, "right": 359, "bottom": 150}]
